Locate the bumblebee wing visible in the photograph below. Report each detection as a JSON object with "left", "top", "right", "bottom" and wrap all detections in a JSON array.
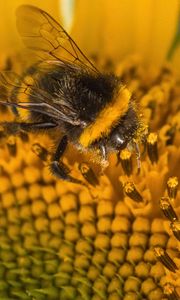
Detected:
[
  {"left": 0, "top": 71, "right": 83, "bottom": 126},
  {"left": 16, "top": 5, "right": 100, "bottom": 74}
]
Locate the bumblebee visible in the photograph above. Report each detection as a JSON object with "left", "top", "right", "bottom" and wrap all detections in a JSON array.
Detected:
[{"left": 0, "top": 5, "right": 144, "bottom": 184}]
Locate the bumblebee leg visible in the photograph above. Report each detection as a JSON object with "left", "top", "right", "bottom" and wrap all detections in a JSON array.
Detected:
[
  {"left": 116, "top": 151, "right": 121, "bottom": 166},
  {"left": 50, "top": 136, "right": 83, "bottom": 184},
  {"left": 99, "top": 144, "right": 108, "bottom": 162},
  {"left": 1, "top": 121, "right": 57, "bottom": 134}
]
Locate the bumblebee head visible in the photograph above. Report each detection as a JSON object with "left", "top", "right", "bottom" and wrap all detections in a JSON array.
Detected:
[{"left": 106, "top": 106, "right": 139, "bottom": 152}]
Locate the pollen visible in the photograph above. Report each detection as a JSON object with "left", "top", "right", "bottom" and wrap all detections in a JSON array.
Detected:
[
  {"left": 119, "top": 149, "right": 132, "bottom": 176},
  {"left": 167, "top": 176, "right": 179, "bottom": 199},
  {"left": 159, "top": 197, "right": 178, "bottom": 222},
  {"left": 123, "top": 181, "right": 143, "bottom": 202},
  {"left": 147, "top": 132, "right": 159, "bottom": 164}
]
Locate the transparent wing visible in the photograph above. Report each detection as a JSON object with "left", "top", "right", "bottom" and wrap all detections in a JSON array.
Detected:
[
  {"left": 0, "top": 71, "right": 84, "bottom": 126},
  {"left": 16, "top": 5, "right": 100, "bottom": 74}
]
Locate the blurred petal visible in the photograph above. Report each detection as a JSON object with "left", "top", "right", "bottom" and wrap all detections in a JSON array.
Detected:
[
  {"left": 59, "top": 0, "right": 75, "bottom": 30},
  {"left": 72, "top": 0, "right": 179, "bottom": 65}
]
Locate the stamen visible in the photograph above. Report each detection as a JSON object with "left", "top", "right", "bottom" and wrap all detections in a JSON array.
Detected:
[
  {"left": 19, "top": 131, "right": 29, "bottom": 142},
  {"left": 147, "top": 133, "right": 158, "bottom": 163},
  {"left": 170, "top": 221, "right": 180, "bottom": 241},
  {"left": 159, "top": 197, "right": 178, "bottom": 221},
  {"left": 163, "top": 283, "right": 179, "bottom": 300},
  {"left": 79, "top": 163, "right": 99, "bottom": 186},
  {"left": 154, "top": 247, "right": 178, "bottom": 273},
  {"left": 166, "top": 125, "right": 176, "bottom": 145},
  {"left": 7, "top": 136, "right": 17, "bottom": 156},
  {"left": 32, "top": 143, "right": 49, "bottom": 162},
  {"left": 124, "top": 181, "right": 143, "bottom": 202},
  {"left": 167, "top": 177, "right": 178, "bottom": 199},
  {"left": 119, "top": 149, "right": 132, "bottom": 176}
]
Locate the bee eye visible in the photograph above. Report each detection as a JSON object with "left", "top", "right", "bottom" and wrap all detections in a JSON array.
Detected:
[
  {"left": 81, "top": 121, "right": 88, "bottom": 128},
  {"left": 112, "top": 133, "right": 125, "bottom": 149}
]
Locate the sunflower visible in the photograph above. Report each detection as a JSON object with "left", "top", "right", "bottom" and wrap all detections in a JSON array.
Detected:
[{"left": 0, "top": 1, "right": 179, "bottom": 299}]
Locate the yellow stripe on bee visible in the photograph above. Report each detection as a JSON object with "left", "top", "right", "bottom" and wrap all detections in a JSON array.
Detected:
[{"left": 79, "top": 87, "right": 131, "bottom": 147}]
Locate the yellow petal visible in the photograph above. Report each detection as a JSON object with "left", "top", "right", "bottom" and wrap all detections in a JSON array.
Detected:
[{"left": 72, "top": 0, "right": 179, "bottom": 66}]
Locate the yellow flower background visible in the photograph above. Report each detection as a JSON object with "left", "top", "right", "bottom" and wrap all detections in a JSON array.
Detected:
[{"left": 0, "top": 0, "right": 179, "bottom": 299}]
